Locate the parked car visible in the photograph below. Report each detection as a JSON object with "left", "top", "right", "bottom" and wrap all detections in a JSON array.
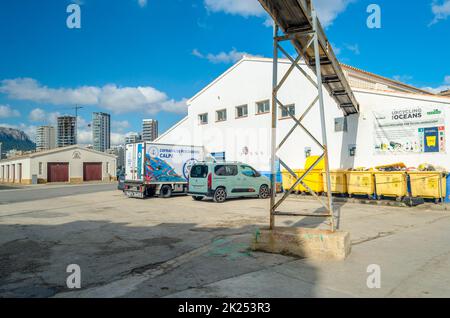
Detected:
[
  {"left": 117, "top": 172, "right": 125, "bottom": 191},
  {"left": 188, "top": 161, "right": 271, "bottom": 203}
]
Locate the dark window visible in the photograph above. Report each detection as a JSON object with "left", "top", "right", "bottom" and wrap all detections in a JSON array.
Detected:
[
  {"left": 256, "top": 100, "right": 270, "bottom": 114},
  {"left": 241, "top": 165, "right": 260, "bottom": 177},
  {"left": 198, "top": 113, "right": 208, "bottom": 125},
  {"left": 215, "top": 165, "right": 238, "bottom": 176},
  {"left": 236, "top": 105, "right": 248, "bottom": 118},
  {"left": 335, "top": 117, "right": 348, "bottom": 132},
  {"left": 190, "top": 165, "right": 208, "bottom": 178},
  {"left": 281, "top": 104, "right": 295, "bottom": 118}
]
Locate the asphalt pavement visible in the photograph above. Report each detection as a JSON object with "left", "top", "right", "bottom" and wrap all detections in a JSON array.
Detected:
[{"left": 0, "top": 183, "right": 117, "bottom": 204}]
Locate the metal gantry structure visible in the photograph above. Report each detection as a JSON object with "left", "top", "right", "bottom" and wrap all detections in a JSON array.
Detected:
[{"left": 258, "top": 0, "right": 359, "bottom": 232}]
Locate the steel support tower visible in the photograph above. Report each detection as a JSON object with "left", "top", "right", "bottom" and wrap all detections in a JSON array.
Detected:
[{"left": 259, "top": 0, "right": 359, "bottom": 232}]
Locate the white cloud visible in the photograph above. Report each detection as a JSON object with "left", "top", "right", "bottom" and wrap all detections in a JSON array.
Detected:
[
  {"left": 204, "top": 0, "right": 265, "bottom": 17},
  {"left": 204, "top": 0, "right": 355, "bottom": 27},
  {"left": 0, "top": 105, "right": 20, "bottom": 118},
  {"left": 192, "top": 48, "right": 262, "bottom": 64},
  {"left": 422, "top": 75, "right": 450, "bottom": 94},
  {"left": 28, "top": 107, "right": 62, "bottom": 124},
  {"left": 429, "top": 0, "right": 450, "bottom": 25},
  {"left": 111, "top": 132, "right": 127, "bottom": 146},
  {"left": 77, "top": 128, "right": 92, "bottom": 145},
  {"left": 344, "top": 43, "right": 360, "bottom": 55},
  {"left": 313, "top": 0, "right": 355, "bottom": 27},
  {"left": 445, "top": 75, "right": 450, "bottom": 84},
  {"left": 28, "top": 108, "right": 46, "bottom": 122},
  {"left": 112, "top": 120, "right": 130, "bottom": 132},
  {"left": 137, "top": 0, "right": 147, "bottom": 8},
  {"left": 0, "top": 78, "right": 187, "bottom": 115}
]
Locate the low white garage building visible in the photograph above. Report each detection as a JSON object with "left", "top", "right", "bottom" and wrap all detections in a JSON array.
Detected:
[
  {"left": 0, "top": 145, "right": 117, "bottom": 184},
  {"left": 156, "top": 57, "right": 450, "bottom": 173}
]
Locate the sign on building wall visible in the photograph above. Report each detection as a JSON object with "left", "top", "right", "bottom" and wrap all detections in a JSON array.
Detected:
[{"left": 373, "top": 106, "right": 446, "bottom": 154}]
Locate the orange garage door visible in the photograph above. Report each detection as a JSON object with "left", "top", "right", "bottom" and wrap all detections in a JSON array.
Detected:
[
  {"left": 47, "top": 163, "right": 69, "bottom": 183},
  {"left": 83, "top": 163, "right": 102, "bottom": 182}
]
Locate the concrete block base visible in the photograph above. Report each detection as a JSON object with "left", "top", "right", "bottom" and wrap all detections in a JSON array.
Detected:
[{"left": 251, "top": 227, "right": 351, "bottom": 260}]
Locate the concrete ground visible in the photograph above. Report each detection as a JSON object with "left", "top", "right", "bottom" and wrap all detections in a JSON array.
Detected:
[{"left": 1, "top": 188, "right": 450, "bottom": 298}]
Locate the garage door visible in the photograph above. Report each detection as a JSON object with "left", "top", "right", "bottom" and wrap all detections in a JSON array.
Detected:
[
  {"left": 83, "top": 163, "right": 102, "bottom": 182},
  {"left": 47, "top": 163, "right": 69, "bottom": 183}
]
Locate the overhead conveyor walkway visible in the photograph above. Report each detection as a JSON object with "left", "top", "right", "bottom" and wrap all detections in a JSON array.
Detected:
[{"left": 259, "top": 0, "right": 359, "bottom": 115}]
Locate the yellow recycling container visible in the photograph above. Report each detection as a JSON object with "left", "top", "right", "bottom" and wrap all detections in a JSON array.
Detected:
[
  {"left": 322, "top": 170, "right": 347, "bottom": 194},
  {"left": 305, "top": 156, "right": 325, "bottom": 171},
  {"left": 346, "top": 171, "right": 375, "bottom": 198},
  {"left": 281, "top": 170, "right": 303, "bottom": 193},
  {"left": 408, "top": 171, "right": 447, "bottom": 202},
  {"left": 374, "top": 171, "right": 407, "bottom": 200},
  {"left": 296, "top": 169, "right": 324, "bottom": 193}
]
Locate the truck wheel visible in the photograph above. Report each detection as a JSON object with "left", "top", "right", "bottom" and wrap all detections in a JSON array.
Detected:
[
  {"left": 145, "top": 187, "right": 155, "bottom": 197},
  {"left": 192, "top": 196, "right": 203, "bottom": 201},
  {"left": 213, "top": 188, "right": 227, "bottom": 203},
  {"left": 259, "top": 185, "right": 270, "bottom": 199},
  {"left": 159, "top": 185, "right": 172, "bottom": 198}
]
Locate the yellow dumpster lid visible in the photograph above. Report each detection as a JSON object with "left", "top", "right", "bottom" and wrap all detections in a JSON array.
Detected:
[{"left": 305, "top": 156, "right": 325, "bottom": 171}]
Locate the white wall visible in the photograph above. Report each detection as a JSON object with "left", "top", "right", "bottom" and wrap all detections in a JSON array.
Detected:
[
  {"left": 29, "top": 148, "right": 116, "bottom": 180},
  {"left": 157, "top": 58, "right": 450, "bottom": 172},
  {"left": 0, "top": 147, "right": 117, "bottom": 183},
  {"left": 0, "top": 158, "right": 30, "bottom": 183}
]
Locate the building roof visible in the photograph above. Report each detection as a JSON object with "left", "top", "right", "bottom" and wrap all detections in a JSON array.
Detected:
[
  {"left": 0, "top": 145, "right": 116, "bottom": 163},
  {"left": 341, "top": 64, "right": 433, "bottom": 95},
  {"left": 188, "top": 56, "right": 442, "bottom": 105}
]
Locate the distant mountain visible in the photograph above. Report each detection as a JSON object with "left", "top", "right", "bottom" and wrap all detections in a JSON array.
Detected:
[{"left": 0, "top": 127, "right": 36, "bottom": 157}]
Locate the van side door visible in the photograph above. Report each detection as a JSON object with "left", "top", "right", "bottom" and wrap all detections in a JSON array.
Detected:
[{"left": 214, "top": 164, "right": 238, "bottom": 197}]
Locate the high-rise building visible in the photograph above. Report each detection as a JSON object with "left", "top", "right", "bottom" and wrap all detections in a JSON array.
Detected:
[
  {"left": 0, "top": 142, "right": 2, "bottom": 159},
  {"left": 36, "top": 126, "right": 56, "bottom": 152},
  {"left": 107, "top": 145, "right": 125, "bottom": 170},
  {"left": 92, "top": 112, "right": 111, "bottom": 152},
  {"left": 57, "top": 116, "right": 77, "bottom": 147},
  {"left": 142, "top": 119, "right": 158, "bottom": 142},
  {"left": 125, "top": 132, "right": 142, "bottom": 144}
]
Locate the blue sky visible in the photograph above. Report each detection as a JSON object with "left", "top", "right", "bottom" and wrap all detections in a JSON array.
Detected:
[{"left": 0, "top": 0, "right": 449, "bottom": 145}]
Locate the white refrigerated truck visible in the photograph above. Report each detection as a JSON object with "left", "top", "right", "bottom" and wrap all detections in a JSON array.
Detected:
[{"left": 124, "top": 142, "right": 204, "bottom": 198}]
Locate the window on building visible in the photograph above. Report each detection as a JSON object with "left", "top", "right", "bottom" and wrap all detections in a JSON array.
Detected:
[
  {"left": 39, "top": 162, "right": 43, "bottom": 175},
  {"left": 235, "top": 105, "right": 248, "bottom": 118},
  {"left": 256, "top": 100, "right": 270, "bottom": 114},
  {"left": 216, "top": 109, "right": 227, "bottom": 122},
  {"left": 280, "top": 104, "right": 295, "bottom": 118},
  {"left": 335, "top": 117, "right": 348, "bottom": 132},
  {"left": 106, "top": 162, "right": 110, "bottom": 174},
  {"left": 211, "top": 152, "right": 226, "bottom": 161},
  {"left": 198, "top": 113, "right": 208, "bottom": 125},
  {"left": 1, "top": 165, "right": 3, "bottom": 180}
]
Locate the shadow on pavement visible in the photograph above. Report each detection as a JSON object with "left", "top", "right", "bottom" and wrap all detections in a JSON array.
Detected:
[{"left": 0, "top": 219, "right": 319, "bottom": 298}]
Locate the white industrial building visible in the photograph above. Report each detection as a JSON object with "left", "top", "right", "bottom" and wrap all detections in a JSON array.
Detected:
[
  {"left": 156, "top": 57, "right": 450, "bottom": 173},
  {"left": 0, "top": 145, "right": 117, "bottom": 184}
]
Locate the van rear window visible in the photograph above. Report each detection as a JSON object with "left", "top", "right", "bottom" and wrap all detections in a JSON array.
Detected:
[{"left": 190, "top": 165, "right": 208, "bottom": 178}]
